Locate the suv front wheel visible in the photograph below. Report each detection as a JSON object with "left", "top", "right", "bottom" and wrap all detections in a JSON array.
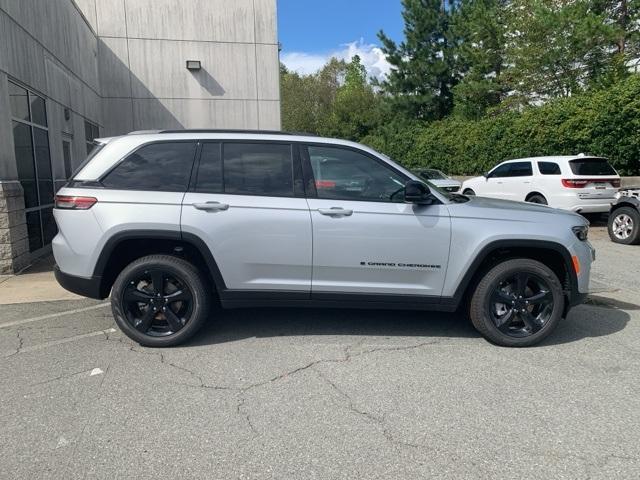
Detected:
[
  {"left": 111, "top": 255, "right": 211, "bottom": 347},
  {"left": 469, "top": 259, "right": 564, "bottom": 347}
]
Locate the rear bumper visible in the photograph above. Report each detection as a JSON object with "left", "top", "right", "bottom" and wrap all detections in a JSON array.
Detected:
[{"left": 54, "top": 266, "right": 105, "bottom": 299}]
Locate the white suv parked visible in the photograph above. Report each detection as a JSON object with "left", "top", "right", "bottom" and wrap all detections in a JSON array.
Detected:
[
  {"left": 53, "top": 131, "right": 594, "bottom": 348},
  {"left": 461, "top": 155, "right": 620, "bottom": 213}
]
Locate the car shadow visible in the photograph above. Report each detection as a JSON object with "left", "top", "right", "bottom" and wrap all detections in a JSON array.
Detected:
[{"left": 184, "top": 299, "right": 631, "bottom": 348}]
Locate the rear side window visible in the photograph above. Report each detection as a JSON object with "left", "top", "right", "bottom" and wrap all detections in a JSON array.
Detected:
[
  {"left": 538, "top": 161, "right": 561, "bottom": 175},
  {"left": 569, "top": 158, "right": 617, "bottom": 176},
  {"left": 102, "top": 142, "right": 196, "bottom": 191},
  {"left": 509, "top": 161, "right": 533, "bottom": 177},
  {"left": 222, "top": 143, "right": 293, "bottom": 196}
]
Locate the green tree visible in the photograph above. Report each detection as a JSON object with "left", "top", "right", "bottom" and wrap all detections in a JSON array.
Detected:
[
  {"left": 451, "top": 0, "right": 506, "bottom": 119},
  {"left": 378, "top": 0, "right": 459, "bottom": 121},
  {"left": 504, "top": 0, "right": 618, "bottom": 104},
  {"left": 320, "top": 56, "right": 382, "bottom": 140}
]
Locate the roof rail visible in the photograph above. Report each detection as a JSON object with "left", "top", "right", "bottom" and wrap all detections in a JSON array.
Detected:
[{"left": 156, "top": 129, "right": 318, "bottom": 136}]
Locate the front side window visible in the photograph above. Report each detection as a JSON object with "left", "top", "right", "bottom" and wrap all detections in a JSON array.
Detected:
[
  {"left": 102, "top": 142, "right": 196, "bottom": 191},
  {"left": 489, "top": 163, "right": 511, "bottom": 178},
  {"left": 223, "top": 143, "right": 294, "bottom": 197},
  {"left": 538, "top": 161, "right": 561, "bottom": 175},
  {"left": 508, "top": 162, "right": 533, "bottom": 177},
  {"left": 308, "top": 146, "right": 406, "bottom": 202}
]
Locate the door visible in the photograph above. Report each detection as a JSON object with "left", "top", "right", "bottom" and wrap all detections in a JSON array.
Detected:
[
  {"left": 483, "top": 162, "right": 512, "bottom": 198},
  {"left": 181, "top": 142, "right": 312, "bottom": 292},
  {"left": 303, "top": 145, "right": 451, "bottom": 297},
  {"left": 484, "top": 162, "right": 533, "bottom": 201}
]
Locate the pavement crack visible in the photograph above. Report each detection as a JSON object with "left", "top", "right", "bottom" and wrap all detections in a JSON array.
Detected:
[
  {"left": 3, "top": 329, "right": 24, "bottom": 358},
  {"left": 314, "top": 367, "right": 421, "bottom": 451}
]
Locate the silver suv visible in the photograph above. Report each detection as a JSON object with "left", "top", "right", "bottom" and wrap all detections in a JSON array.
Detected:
[{"left": 53, "top": 130, "right": 594, "bottom": 347}]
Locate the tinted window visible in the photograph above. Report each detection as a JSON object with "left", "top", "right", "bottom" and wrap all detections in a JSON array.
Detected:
[
  {"left": 9, "top": 82, "right": 29, "bottom": 121},
  {"left": 30, "top": 93, "right": 47, "bottom": 126},
  {"left": 509, "top": 162, "right": 533, "bottom": 177},
  {"left": 223, "top": 143, "right": 293, "bottom": 196},
  {"left": 538, "top": 161, "right": 561, "bottom": 175},
  {"left": 13, "top": 121, "right": 37, "bottom": 208},
  {"left": 489, "top": 163, "right": 511, "bottom": 178},
  {"left": 419, "top": 169, "right": 446, "bottom": 180},
  {"left": 308, "top": 146, "right": 406, "bottom": 202},
  {"left": 195, "top": 143, "right": 223, "bottom": 193},
  {"left": 102, "top": 142, "right": 196, "bottom": 191},
  {"left": 569, "top": 158, "right": 617, "bottom": 176}
]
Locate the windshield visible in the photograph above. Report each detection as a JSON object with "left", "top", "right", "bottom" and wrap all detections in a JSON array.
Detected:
[
  {"left": 418, "top": 169, "right": 447, "bottom": 180},
  {"left": 569, "top": 158, "right": 617, "bottom": 176}
]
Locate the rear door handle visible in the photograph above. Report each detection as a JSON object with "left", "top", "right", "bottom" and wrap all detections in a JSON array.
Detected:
[
  {"left": 318, "top": 207, "right": 353, "bottom": 217},
  {"left": 193, "top": 201, "right": 229, "bottom": 212}
]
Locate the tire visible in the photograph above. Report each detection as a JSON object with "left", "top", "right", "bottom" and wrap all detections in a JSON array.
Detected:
[
  {"left": 526, "top": 194, "right": 548, "bottom": 205},
  {"left": 469, "top": 258, "right": 564, "bottom": 347},
  {"left": 111, "top": 254, "right": 211, "bottom": 347},
  {"left": 463, "top": 189, "right": 476, "bottom": 196},
  {"left": 608, "top": 206, "right": 640, "bottom": 245}
]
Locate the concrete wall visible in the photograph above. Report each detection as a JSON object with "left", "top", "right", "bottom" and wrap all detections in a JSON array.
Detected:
[
  {"left": 0, "top": 0, "right": 281, "bottom": 272},
  {"left": 89, "top": 0, "right": 281, "bottom": 135}
]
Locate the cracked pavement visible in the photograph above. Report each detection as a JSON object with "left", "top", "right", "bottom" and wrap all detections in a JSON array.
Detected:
[{"left": 0, "top": 226, "right": 639, "bottom": 479}]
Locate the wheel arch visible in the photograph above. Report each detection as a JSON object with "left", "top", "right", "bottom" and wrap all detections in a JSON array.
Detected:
[
  {"left": 450, "top": 240, "right": 579, "bottom": 314},
  {"left": 93, "top": 230, "right": 227, "bottom": 298},
  {"left": 610, "top": 198, "right": 640, "bottom": 213},
  {"left": 525, "top": 191, "right": 547, "bottom": 202}
]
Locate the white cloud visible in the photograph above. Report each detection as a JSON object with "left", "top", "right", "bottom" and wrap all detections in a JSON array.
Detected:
[{"left": 281, "top": 40, "right": 392, "bottom": 81}]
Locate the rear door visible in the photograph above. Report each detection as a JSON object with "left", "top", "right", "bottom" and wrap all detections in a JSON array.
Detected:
[
  {"left": 181, "top": 141, "right": 312, "bottom": 292},
  {"left": 303, "top": 144, "right": 451, "bottom": 298}
]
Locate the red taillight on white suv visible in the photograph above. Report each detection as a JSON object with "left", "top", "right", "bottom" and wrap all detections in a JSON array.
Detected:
[
  {"left": 561, "top": 178, "right": 620, "bottom": 188},
  {"left": 55, "top": 195, "right": 97, "bottom": 210}
]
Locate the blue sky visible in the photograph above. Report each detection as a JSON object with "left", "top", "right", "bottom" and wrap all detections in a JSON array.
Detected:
[{"left": 277, "top": 0, "right": 404, "bottom": 79}]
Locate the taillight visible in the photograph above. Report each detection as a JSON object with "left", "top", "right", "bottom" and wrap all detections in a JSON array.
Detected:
[
  {"left": 55, "top": 195, "right": 97, "bottom": 210},
  {"left": 561, "top": 179, "right": 589, "bottom": 188},
  {"left": 562, "top": 178, "right": 620, "bottom": 188}
]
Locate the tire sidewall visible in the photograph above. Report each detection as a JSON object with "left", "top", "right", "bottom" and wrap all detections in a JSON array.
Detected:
[
  {"left": 608, "top": 207, "right": 640, "bottom": 245},
  {"left": 470, "top": 259, "right": 565, "bottom": 347},
  {"left": 111, "top": 255, "right": 210, "bottom": 347}
]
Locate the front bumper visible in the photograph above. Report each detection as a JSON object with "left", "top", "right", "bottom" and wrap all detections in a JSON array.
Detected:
[{"left": 54, "top": 266, "right": 106, "bottom": 299}]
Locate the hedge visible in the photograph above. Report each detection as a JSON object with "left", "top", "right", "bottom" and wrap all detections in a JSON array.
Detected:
[{"left": 362, "top": 75, "right": 640, "bottom": 176}]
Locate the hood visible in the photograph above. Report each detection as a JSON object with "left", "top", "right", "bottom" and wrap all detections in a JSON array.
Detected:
[
  {"left": 461, "top": 195, "right": 586, "bottom": 222},
  {"left": 430, "top": 179, "right": 461, "bottom": 187}
]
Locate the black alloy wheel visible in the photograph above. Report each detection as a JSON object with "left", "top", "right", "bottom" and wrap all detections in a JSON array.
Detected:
[
  {"left": 488, "top": 272, "right": 553, "bottom": 338},
  {"left": 469, "top": 258, "right": 564, "bottom": 347},
  {"left": 111, "top": 255, "right": 210, "bottom": 347},
  {"left": 122, "top": 269, "right": 193, "bottom": 336}
]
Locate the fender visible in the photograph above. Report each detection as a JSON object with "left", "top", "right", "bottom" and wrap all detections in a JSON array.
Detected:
[{"left": 444, "top": 239, "right": 579, "bottom": 308}]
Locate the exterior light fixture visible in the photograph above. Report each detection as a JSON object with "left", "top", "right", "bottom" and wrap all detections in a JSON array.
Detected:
[{"left": 186, "top": 60, "right": 201, "bottom": 71}]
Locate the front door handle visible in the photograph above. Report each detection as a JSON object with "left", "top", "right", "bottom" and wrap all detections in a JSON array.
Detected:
[
  {"left": 193, "top": 201, "right": 229, "bottom": 212},
  {"left": 318, "top": 207, "right": 353, "bottom": 217}
]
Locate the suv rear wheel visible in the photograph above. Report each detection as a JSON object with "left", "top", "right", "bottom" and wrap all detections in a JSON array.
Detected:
[
  {"left": 111, "top": 255, "right": 211, "bottom": 347},
  {"left": 608, "top": 206, "right": 640, "bottom": 245},
  {"left": 469, "top": 258, "right": 564, "bottom": 347}
]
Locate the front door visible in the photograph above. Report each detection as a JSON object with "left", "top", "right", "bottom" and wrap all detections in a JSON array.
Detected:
[
  {"left": 181, "top": 142, "right": 312, "bottom": 292},
  {"left": 303, "top": 145, "right": 451, "bottom": 297}
]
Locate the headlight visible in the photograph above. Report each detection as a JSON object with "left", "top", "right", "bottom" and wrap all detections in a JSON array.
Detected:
[{"left": 572, "top": 225, "right": 589, "bottom": 241}]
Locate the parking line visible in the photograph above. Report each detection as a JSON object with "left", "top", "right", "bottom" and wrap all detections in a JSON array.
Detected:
[
  {"left": 17, "top": 328, "right": 117, "bottom": 354},
  {"left": 0, "top": 303, "right": 110, "bottom": 329}
]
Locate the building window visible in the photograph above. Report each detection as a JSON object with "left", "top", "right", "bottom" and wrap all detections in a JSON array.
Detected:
[
  {"left": 9, "top": 81, "right": 54, "bottom": 252},
  {"left": 85, "top": 120, "right": 99, "bottom": 154}
]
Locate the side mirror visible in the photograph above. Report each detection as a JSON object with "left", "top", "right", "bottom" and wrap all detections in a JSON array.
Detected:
[
  {"left": 404, "top": 180, "right": 432, "bottom": 204},
  {"left": 484, "top": 172, "right": 490, "bottom": 179}
]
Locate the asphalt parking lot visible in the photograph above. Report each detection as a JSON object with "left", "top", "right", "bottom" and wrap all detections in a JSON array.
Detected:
[{"left": 1, "top": 225, "right": 638, "bottom": 479}]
